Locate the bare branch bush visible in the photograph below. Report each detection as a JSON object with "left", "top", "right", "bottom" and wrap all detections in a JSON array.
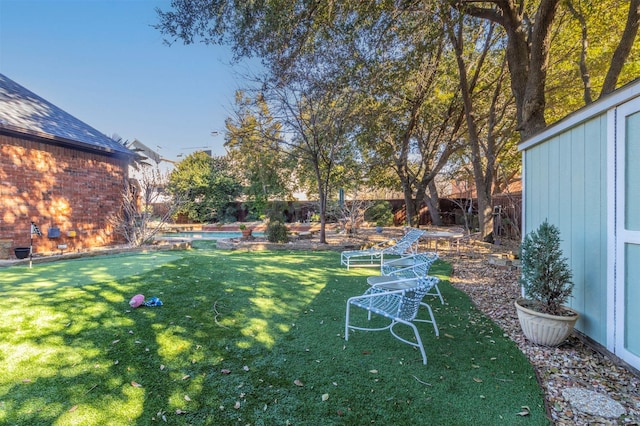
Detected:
[
  {"left": 111, "top": 168, "right": 184, "bottom": 246},
  {"left": 440, "top": 164, "right": 476, "bottom": 234},
  {"left": 331, "top": 187, "right": 375, "bottom": 236},
  {"left": 494, "top": 165, "right": 522, "bottom": 240}
]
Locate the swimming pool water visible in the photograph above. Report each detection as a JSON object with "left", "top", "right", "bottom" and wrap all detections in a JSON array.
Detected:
[{"left": 157, "top": 231, "right": 264, "bottom": 240}]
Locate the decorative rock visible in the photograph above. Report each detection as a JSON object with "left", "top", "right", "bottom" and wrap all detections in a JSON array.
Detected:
[
  {"left": 561, "top": 387, "right": 625, "bottom": 418},
  {"left": 0, "top": 239, "right": 12, "bottom": 259}
]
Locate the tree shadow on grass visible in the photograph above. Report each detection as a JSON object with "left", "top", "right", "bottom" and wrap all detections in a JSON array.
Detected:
[
  {"left": 222, "top": 260, "right": 550, "bottom": 426},
  {"left": 0, "top": 249, "right": 352, "bottom": 424},
  {"left": 0, "top": 249, "right": 549, "bottom": 425},
  {"left": 0, "top": 252, "right": 183, "bottom": 424}
]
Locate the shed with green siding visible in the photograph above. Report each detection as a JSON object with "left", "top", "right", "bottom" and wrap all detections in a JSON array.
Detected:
[{"left": 519, "top": 78, "right": 640, "bottom": 370}]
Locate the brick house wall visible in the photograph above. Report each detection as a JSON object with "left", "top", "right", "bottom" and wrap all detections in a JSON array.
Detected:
[{"left": 0, "top": 134, "right": 129, "bottom": 257}]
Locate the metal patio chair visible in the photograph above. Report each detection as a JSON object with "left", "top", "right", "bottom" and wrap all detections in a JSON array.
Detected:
[
  {"left": 345, "top": 274, "right": 440, "bottom": 365},
  {"left": 340, "top": 228, "right": 425, "bottom": 269},
  {"left": 376, "top": 252, "right": 444, "bottom": 305}
]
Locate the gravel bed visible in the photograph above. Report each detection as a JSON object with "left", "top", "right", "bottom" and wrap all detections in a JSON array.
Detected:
[{"left": 445, "top": 250, "right": 640, "bottom": 425}]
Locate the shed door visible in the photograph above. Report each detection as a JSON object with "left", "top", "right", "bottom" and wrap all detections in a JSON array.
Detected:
[{"left": 615, "top": 97, "right": 640, "bottom": 370}]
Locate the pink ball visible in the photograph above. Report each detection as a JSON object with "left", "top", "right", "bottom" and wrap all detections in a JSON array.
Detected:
[{"left": 129, "top": 294, "right": 145, "bottom": 308}]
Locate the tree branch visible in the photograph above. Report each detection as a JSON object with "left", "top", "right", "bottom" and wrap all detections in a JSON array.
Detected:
[
  {"left": 565, "top": 0, "right": 592, "bottom": 104},
  {"left": 601, "top": 0, "right": 640, "bottom": 96},
  {"left": 450, "top": 1, "right": 507, "bottom": 27}
]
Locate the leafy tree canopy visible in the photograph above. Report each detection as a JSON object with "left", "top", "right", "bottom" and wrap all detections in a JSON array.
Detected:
[
  {"left": 167, "top": 151, "right": 242, "bottom": 222},
  {"left": 225, "top": 90, "right": 293, "bottom": 219}
]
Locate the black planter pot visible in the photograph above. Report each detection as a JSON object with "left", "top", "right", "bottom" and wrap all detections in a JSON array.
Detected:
[{"left": 14, "top": 247, "right": 30, "bottom": 259}]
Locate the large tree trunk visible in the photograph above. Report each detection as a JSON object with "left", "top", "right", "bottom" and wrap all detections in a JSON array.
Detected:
[
  {"left": 318, "top": 194, "right": 327, "bottom": 244},
  {"left": 520, "top": 0, "right": 560, "bottom": 138},
  {"left": 425, "top": 180, "right": 442, "bottom": 226},
  {"left": 447, "top": 12, "right": 500, "bottom": 240},
  {"left": 397, "top": 159, "right": 419, "bottom": 227},
  {"left": 459, "top": 0, "right": 561, "bottom": 139},
  {"left": 476, "top": 189, "right": 494, "bottom": 243},
  {"left": 601, "top": 0, "right": 640, "bottom": 96},
  {"left": 315, "top": 166, "right": 327, "bottom": 244},
  {"left": 403, "top": 188, "right": 418, "bottom": 227}
]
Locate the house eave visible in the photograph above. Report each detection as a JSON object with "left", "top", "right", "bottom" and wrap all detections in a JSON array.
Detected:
[{"left": 0, "top": 123, "right": 133, "bottom": 159}]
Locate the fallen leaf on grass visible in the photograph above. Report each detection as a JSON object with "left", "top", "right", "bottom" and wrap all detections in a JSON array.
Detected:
[
  {"left": 22, "top": 379, "right": 32, "bottom": 383},
  {"left": 516, "top": 406, "right": 530, "bottom": 416},
  {"left": 160, "top": 365, "right": 165, "bottom": 370},
  {"left": 221, "top": 369, "right": 231, "bottom": 375},
  {"left": 111, "top": 339, "right": 120, "bottom": 345},
  {"left": 444, "top": 334, "right": 455, "bottom": 339},
  {"left": 294, "top": 379, "right": 304, "bottom": 387},
  {"left": 181, "top": 375, "right": 190, "bottom": 380},
  {"left": 473, "top": 377, "right": 483, "bottom": 383},
  {"left": 131, "top": 381, "right": 142, "bottom": 388},
  {"left": 243, "top": 365, "right": 250, "bottom": 371},
  {"left": 184, "top": 395, "right": 191, "bottom": 402},
  {"left": 175, "top": 409, "right": 187, "bottom": 415},
  {"left": 369, "top": 370, "right": 378, "bottom": 374},
  {"left": 321, "top": 393, "right": 329, "bottom": 401},
  {"left": 411, "top": 375, "right": 432, "bottom": 386},
  {"left": 234, "top": 401, "right": 241, "bottom": 409},
  {"left": 68, "top": 405, "right": 78, "bottom": 412}
]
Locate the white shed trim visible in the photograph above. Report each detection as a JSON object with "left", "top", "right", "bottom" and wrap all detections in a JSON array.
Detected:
[{"left": 606, "top": 107, "right": 617, "bottom": 352}]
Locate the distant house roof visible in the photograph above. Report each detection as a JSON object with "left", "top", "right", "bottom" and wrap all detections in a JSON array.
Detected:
[{"left": 0, "top": 73, "right": 132, "bottom": 156}]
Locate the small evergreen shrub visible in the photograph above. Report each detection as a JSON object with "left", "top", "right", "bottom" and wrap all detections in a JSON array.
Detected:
[
  {"left": 266, "top": 220, "right": 289, "bottom": 243},
  {"left": 220, "top": 204, "right": 238, "bottom": 223},
  {"left": 519, "top": 220, "right": 574, "bottom": 316},
  {"left": 365, "top": 201, "right": 394, "bottom": 227}
]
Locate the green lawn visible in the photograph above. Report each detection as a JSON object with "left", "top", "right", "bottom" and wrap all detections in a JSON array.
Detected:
[{"left": 0, "top": 241, "right": 549, "bottom": 425}]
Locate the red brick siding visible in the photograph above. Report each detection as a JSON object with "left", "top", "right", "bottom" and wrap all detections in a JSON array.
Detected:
[{"left": 0, "top": 134, "right": 128, "bottom": 257}]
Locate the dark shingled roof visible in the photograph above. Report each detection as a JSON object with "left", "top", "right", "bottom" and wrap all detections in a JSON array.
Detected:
[{"left": 0, "top": 73, "right": 132, "bottom": 156}]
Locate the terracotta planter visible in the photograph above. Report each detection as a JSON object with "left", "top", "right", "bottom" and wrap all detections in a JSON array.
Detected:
[{"left": 515, "top": 299, "right": 579, "bottom": 346}]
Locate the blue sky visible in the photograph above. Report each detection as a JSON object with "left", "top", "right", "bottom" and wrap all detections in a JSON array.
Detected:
[{"left": 0, "top": 0, "right": 260, "bottom": 162}]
